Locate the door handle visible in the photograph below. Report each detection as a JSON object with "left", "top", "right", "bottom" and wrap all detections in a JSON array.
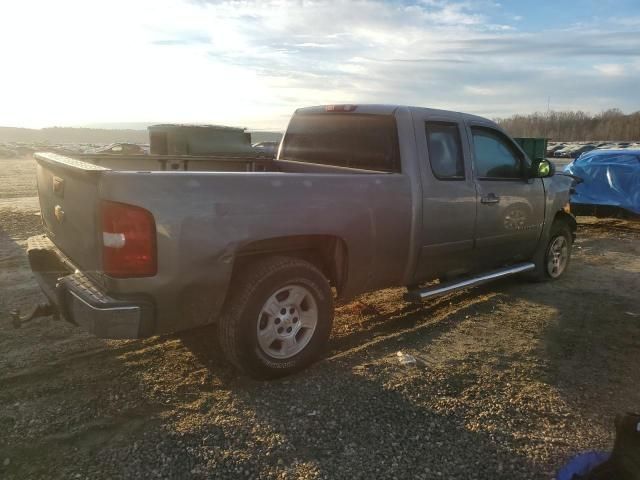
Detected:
[{"left": 481, "top": 193, "right": 500, "bottom": 204}]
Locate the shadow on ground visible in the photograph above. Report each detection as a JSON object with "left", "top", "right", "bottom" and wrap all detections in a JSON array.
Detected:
[{"left": 2, "top": 219, "right": 639, "bottom": 479}]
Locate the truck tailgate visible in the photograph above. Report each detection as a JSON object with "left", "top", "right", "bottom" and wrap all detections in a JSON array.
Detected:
[{"left": 34, "top": 152, "right": 105, "bottom": 275}]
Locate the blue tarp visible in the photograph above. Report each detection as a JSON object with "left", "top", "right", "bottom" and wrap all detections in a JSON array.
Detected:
[
  {"left": 563, "top": 149, "right": 640, "bottom": 215},
  {"left": 556, "top": 451, "right": 610, "bottom": 480}
]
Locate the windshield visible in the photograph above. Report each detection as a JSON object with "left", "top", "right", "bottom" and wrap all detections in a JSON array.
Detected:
[{"left": 280, "top": 113, "right": 400, "bottom": 172}]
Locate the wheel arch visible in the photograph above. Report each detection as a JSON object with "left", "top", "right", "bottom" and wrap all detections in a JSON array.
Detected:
[
  {"left": 527, "top": 208, "right": 576, "bottom": 282},
  {"left": 230, "top": 234, "right": 349, "bottom": 296},
  {"left": 553, "top": 210, "right": 577, "bottom": 241}
]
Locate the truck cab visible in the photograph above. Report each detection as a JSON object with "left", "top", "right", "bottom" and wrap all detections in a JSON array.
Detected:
[{"left": 410, "top": 110, "right": 546, "bottom": 281}]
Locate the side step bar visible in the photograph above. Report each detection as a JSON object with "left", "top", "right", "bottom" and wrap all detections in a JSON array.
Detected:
[{"left": 405, "top": 262, "right": 535, "bottom": 302}]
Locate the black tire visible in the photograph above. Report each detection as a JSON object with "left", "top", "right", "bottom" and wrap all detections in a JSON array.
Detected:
[
  {"left": 219, "top": 256, "right": 334, "bottom": 379},
  {"left": 528, "top": 221, "right": 573, "bottom": 282}
]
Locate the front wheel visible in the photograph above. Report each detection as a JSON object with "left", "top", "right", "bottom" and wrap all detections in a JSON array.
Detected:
[
  {"left": 529, "top": 221, "right": 573, "bottom": 281},
  {"left": 546, "top": 230, "right": 571, "bottom": 278},
  {"left": 218, "top": 256, "right": 334, "bottom": 379}
]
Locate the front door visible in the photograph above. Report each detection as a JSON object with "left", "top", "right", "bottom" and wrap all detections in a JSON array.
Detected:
[
  {"left": 467, "top": 124, "right": 545, "bottom": 267},
  {"left": 414, "top": 116, "right": 477, "bottom": 282}
]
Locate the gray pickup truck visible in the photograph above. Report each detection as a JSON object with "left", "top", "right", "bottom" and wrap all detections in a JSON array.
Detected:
[{"left": 23, "top": 105, "right": 576, "bottom": 378}]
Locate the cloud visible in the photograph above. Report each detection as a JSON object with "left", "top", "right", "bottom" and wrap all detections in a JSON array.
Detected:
[
  {"left": 464, "top": 86, "right": 498, "bottom": 96},
  {"left": 184, "top": 1, "right": 640, "bottom": 119},
  {"left": 0, "top": 0, "right": 639, "bottom": 128},
  {"left": 594, "top": 63, "right": 626, "bottom": 77},
  {"left": 152, "top": 32, "right": 210, "bottom": 46}
]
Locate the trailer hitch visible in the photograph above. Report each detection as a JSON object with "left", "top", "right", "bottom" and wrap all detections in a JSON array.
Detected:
[{"left": 10, "top": 303, "right": 58, "bottom": 329}]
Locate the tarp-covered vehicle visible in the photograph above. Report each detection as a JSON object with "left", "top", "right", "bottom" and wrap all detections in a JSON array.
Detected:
[{"left": 564, "top": 149, "right": 640, "bottom": 218}]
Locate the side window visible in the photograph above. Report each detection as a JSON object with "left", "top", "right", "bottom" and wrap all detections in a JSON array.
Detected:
[
  {"left": 425, "top": 122, "right": 465, "bottom": 179},
  {"left": 471, "top": 127, "right": 523, "bottom": 179}
]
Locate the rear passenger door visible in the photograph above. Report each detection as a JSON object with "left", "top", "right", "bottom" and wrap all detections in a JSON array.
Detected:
[
  {"left": 467, "top": 123, "right": 545, "bottom": 267},
  {"left": 414, "top": 115, "right": 477, "bottom": 282}
]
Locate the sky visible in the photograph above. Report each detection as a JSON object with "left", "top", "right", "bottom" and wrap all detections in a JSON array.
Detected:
[{"left": 1, "top": 0, "right": 639, "bottom": 130}]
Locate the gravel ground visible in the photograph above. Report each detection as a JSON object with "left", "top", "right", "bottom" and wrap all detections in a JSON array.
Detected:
[{"left": 1, "top": 157, "right": 639, "bottom": 479}]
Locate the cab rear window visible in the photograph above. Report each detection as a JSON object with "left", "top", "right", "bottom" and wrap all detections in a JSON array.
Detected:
[{"left": 280, "top": 113, "right": 400, "bottom": 172}]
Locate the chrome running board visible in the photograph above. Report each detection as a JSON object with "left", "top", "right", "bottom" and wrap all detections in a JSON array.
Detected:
[{"left": 406, "top": 262, "right": 535, "bottom": 302}]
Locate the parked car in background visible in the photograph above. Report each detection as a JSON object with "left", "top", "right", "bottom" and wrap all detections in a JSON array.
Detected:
[
  {"left": 571, "top": 145, "right": 597, "bottom": 158},
  {"left": 554, "top": 144, "right": 598, "bottom": 158},
  {"left": 564, "top": 149, "right": 640, "bottom": 218},
  {"left": 554, "top": 146, "right": 575, "bottom": 158},
  {"left": 547, "top": 143, "right": 566, "bottom": 156}
]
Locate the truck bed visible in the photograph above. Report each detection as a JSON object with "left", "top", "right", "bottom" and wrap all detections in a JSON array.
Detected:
[
  {"left": 65, "top": 152, "right": 275, "bottom": 172},
  {"left": 32, "top": 150, "right": 414, "bottom": 335}
]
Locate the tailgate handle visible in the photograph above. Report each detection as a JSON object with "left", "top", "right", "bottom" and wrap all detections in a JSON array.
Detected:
[
  {"left": 481, "top": 193, "right": 500, "bottom": 204},
  {"left": 53, "top": 176, "right": 65, "bottom": 197}
]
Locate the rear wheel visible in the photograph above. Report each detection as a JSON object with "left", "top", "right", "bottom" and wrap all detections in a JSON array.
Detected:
[
  {"left": 256, "top": 284, "right": 319, "bottom": 360},
  {"left": 528, "top": 221, "right": 573, "bottom": 281},
  {"left": 219, "top": 256, "right": 334, "bottom": 379}
]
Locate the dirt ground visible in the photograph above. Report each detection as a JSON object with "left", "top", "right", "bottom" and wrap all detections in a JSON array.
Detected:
[{"left": 1, "top": 157, "right": 639, "bottom": 479}]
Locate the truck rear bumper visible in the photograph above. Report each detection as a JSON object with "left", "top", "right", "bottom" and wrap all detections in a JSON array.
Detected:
[{"left": 27, "top": 235, "right": 153, "bottom": 339}]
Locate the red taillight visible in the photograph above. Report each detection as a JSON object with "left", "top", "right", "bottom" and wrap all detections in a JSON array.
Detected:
[{"left": 101, "top": 201, "right": 157, "bottom": 278}]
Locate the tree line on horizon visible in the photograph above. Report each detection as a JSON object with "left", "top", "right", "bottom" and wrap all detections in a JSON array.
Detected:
[
  {"left": 496, "top": 109, "right": 640, "bottom": 141},
  {"left": 0, "top": 126, "right": 282, "bottom": 145}
]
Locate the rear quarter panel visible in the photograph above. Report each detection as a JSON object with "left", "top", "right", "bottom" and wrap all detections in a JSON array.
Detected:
[{"left": 98, "top": 170, "right": 413, "bottom": 334}]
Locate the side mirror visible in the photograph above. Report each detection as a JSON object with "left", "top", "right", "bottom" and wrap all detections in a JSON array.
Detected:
[{"left": 532, "top": 159, "right": 555, "bottom": 178}]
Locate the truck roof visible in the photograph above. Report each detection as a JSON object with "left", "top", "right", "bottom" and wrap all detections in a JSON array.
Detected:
[{"left": 295, "top": 104, "right": 495, "bottom": 125}]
